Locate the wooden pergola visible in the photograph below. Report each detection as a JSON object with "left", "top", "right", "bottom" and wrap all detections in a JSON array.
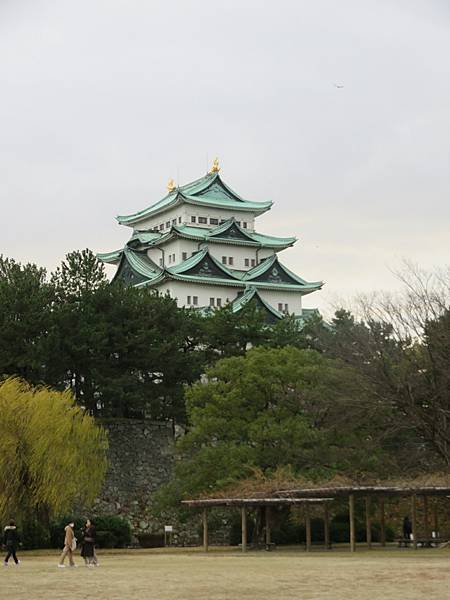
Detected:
[
  {"left": 183, "top": 485, "right": 450, "bottom": 552},
  {"left": 182, "top": 497, "right": 334, "bottom": 552}
]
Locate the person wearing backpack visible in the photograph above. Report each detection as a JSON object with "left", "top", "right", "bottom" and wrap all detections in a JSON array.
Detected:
[
  {"left": 3, "top": 520, "right": 20, "bottom": 566},
  {"left": 58, "top": 521, "right": 77, "bottom": 568}
]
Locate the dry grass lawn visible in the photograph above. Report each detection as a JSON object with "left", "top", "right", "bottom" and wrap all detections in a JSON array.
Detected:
[{"left": 2, "top": 546, "right": 450, "bottom": 600}]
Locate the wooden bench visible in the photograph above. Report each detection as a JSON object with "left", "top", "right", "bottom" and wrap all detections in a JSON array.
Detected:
[
  {"left": 397, "top": 538, "right": 413, "bottom": 547},
  {"left": 397, "top": 537, "right": 446, "bottom": 548}
]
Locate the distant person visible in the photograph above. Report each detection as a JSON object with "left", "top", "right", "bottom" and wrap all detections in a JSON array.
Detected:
[
  {"left": 80, "top": 519, "right": 96, "bottom": 567},
  {"left": 58, "top": 521, "right": 76, "bottom": 568},
  {"left": 403, "top": 516, "right": 413, "bottom": 539},
  {"left": 3, "top": 520, "right": 20, "bottom": 566}
]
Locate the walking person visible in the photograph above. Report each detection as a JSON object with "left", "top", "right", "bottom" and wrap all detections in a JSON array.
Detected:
[
  {"left": 58, "top": 521, "right": 77, "bottom": 568},
  {"left": 3, "top": 520, "right": 20, "bottom": 566},
  {"left": 80, "top": 519, "right": 96, "bottom": 567}
]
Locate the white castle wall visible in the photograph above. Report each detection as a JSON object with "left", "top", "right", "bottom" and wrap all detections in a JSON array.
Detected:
[
  {"left": 147, "top": 239, "right": 198, "bottom": 267},
  {"left": 257, "top": 289, "right": 303, "bottom": 315},
  {"left": 129, "top": 206, "right": 257, "bottom": 234},
  {"left": 157, "top": 281, "right": 239, "bottom": 309},
  {"left": 207, "top": 245, "right": 277, "bottom": 270},
  {"left": 147, "top": 240, "right": 279, "bottom": 271},
  {"left": 131, "top": 206, "right": 187, "bottom": 233},
  {"left": 155, "top": 280, "right": 304, "bottom": 315}
]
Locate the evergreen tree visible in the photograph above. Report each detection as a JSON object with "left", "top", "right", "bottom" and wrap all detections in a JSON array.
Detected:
[
  {"left": 0, "top": 256, "right": 54, "bottom": 383},
  {"left": 159, "top": 346, "right": 389, "bottom": 502}
]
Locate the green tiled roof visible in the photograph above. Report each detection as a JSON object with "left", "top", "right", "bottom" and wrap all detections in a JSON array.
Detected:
[
  {"left": 295, "top": 308, "right": 321, "bottom": 329},
  {"left": 124, "top": 219, "right": 296, "bottom": 250},
  {"left": 167, "top": 246, "right": 236, "bottom": 279},
  {"left": 96, "top": 249, "right": 123, "bottom": 264},
  {"left": 116, "top": 173, "right": 272, "bottom": 226},
  {"left": 243, "top": 254, "right": 322, "bottom": 289},
  {"left": 231, "top": 286, "right": 283, "bottom": 319},
  {"left": 107, "top": 246, "right": 321, "bottom": 295},
  {"left": 130, "top": 231, "right": 162, "bottom": 244},
  {"left": 121, "top": 248, "right": 162, "bottom": 279}
]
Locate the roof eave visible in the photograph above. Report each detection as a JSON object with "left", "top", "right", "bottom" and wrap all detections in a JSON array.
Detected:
[
  {"left": 96, "top": 249, "right": 123, "bottom": 264},
  {"left": 116, "top": 193, "right": 183, "bottom": 226},
  {"left": 183, "top": 196, "right": 272, "bottom": 214}
]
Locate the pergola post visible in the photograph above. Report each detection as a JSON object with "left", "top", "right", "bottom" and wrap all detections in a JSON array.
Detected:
[
  {"left": 349, "top": 494, "right": 356, "bottom": 553},
  {"left": 305, "top": 504, "right": 312, "bottom": 552},
  {"left": 241, "top": 506, "right": 247, "bottom": 553},
  {"left": 433, "top": 500, "right": 439, "bottom": 537},
  {"left": 202, "top": 508, "right": 208, "bottom": 552},
  {"left": 379, "top": 496, "right": 386, "bottom": 547},
  {"left": 324, "top": 503, "right": 330, "bottom": 550},
  {"left": 365, "top": 496, "right": 372, "bottom": 549},
  {"left": 423, "top": 496, "right": 430, "bottom": 538},
  {"left": 411, "top": 494, "right": 417, "bottom": 550},
  {"left": 265, "top": 506, "right": 271, "bottom": 548}
]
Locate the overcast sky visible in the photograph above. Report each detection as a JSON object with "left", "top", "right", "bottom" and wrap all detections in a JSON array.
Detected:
[{"left": 1, "top": 0, "right": 449, "bottom": 313}]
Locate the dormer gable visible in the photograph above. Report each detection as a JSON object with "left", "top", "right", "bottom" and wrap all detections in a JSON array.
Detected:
[
  {"left": 168, "top": 247, "right": 236, "bottom": 280},
  {"left": 208, "top": 218, "right": 256, "bottom": 242},
  {"left": 244, "top": 255, "right": 317, "bottom": 287}
]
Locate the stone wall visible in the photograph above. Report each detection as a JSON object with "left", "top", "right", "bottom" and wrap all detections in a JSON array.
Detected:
[
  {"left": 91, "top": 419, "right": 209, "bottom": 546},
  {"left": 94, "top": 419, "right": 176, "bottom": 538}
]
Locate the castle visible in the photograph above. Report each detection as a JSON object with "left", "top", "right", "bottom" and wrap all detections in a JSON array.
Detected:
[{"left": 98, "top": 159, "right": 322, "bottom": 322}]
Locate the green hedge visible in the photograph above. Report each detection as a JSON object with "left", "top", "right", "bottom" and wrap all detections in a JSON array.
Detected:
[
  {"left": 49, "top": 515, "right": 132, "bottom": 549},
  {"left": 21, "top": 520, "right": 51, "bottom": 550}
]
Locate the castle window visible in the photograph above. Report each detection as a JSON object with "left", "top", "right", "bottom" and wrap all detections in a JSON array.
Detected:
[
  {"left": 172, "top": 219, "right": 177, "bottom": 225},
  {"left": 228, "top": 257, "right": 234, "bottom": 266},
  {"left": 159, "top": 224, "right": 164, "bottom": 230},
  {"left": 191, "top": 216, "right": 196, "bottom": 223},
  {"left": 222, "top": 256, "right": 227, "bottom": 265},
  {"left": 199, "top": 216, "right": 207, "bottom": 224},
  {"left": 193, "top": 296, "right": 198, "bottom": 306},
  {"left": 251, "top": 259, "right": 256, "bottom": 267},
  {"left": 242, "top": 222, "right": 248, "bottom": 229},
  {"left": 284, "top": 304, "right": 288, "bottom": 313},
  {"left": 236, "top": 221, "right": 241, "bottom": 226},
  {"left": 172, "top": 254, "right": 175, "bottom": 263},
  {"left": 216, "top": 298, "right": 222, "bottom": 307},
  {"left": 182, "top": 252, "right": 187, "bottom": 261},
  {"left": 166, "top": 221, "right": 170, "bottom": 228},
  {"left": 278, "top": 303, "right": 283, "bottom": 311},
  {"left": 187, "top": 296, "right": 191, "bottom": 305},
  {"left": 244, "top": 258, "right": 249, "bottom": 267},
  {"left": 209, "top": 298, "right": 215, "bottom": 307},
  {"left": 210, "top": 218, "right": 219, "bottom": 225},
  {"left": 178, "top": 216, "right": 182, "bottom": 223}
]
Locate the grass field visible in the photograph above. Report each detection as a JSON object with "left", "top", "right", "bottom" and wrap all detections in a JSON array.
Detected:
[{"left": 2, "top": 546, "right": 450, "bottom": 600}]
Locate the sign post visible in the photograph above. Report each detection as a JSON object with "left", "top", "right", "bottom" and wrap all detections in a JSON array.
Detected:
[{"left": 164, "top": 525, "right": 173, "bottom": 547}]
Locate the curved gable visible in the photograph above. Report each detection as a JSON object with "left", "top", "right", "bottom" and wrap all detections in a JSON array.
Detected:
[
  {"left": 169, "top": 248, "right": 236, "bottom": 280},
  {"left": 209, "top": 219, "right": 255, "bottom": 242}
]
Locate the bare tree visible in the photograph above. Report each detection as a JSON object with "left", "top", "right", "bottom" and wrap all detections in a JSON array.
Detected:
[
  {"left": 354, "top": 261, "right": 450, "bottom": 464},
  {"left": 356, "top": 260, "right": 449, "bottom": 341}
]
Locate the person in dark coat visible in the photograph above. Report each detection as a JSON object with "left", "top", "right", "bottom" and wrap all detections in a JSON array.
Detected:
[
  {"left": 403, "top": 516, "right": 413, "bottom": 539},
  {"left": 80, "top": 519, "right": 96, "bottom": 566},
  {"left": 3, "top": 520, "right": 20, "bottom": 565}
]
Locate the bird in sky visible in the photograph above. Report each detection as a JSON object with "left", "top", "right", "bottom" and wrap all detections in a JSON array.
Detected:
[{"left": 333, "top": 83, "right": 344, "bottom": 89}]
